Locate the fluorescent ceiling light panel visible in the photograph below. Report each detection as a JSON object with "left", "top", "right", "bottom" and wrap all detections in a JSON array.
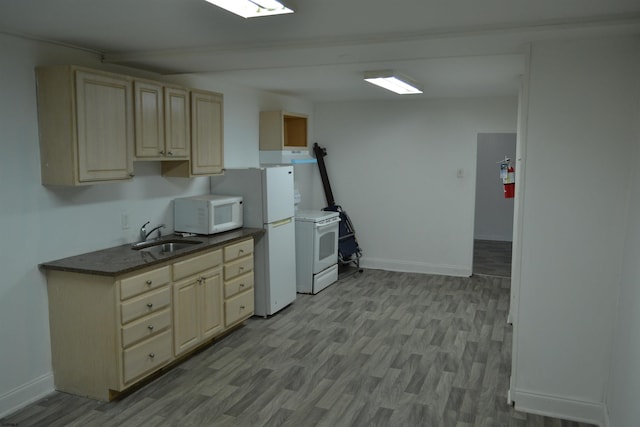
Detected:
[
  {"left": 364, "top": 70, "right": 423, "bottom": 95},
  {"left": 205, "top": 0, "right": 294, "bottom": 18}
]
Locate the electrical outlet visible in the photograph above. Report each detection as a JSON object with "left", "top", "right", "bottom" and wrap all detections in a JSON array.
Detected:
[{"left": 121, "top": 212, "right": 130, "bottom": 230}]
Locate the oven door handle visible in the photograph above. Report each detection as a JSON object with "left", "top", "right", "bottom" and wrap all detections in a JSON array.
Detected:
[{"left": 315, "top": 217, "right": 341, "bottom": 228}]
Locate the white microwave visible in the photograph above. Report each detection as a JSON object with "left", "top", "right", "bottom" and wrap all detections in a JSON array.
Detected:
[{"left": 174, "top": 194, "right": 243, "bottom": 235}]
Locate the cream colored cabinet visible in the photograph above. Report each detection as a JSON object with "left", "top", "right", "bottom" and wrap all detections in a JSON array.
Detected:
[
  {"left": 162, "top": 89, "right": 224, "bottom": 177},
  {"left": 36, "top": 66, "right": 134, "bottom": 185},
  {"left": 46, "top": 265, "right": 172, "bottom": 401},
  {"left": 164, "top": 86, "right": 191, "bottom": 158},
  {"left": 45, "top": 238, "right": 253, "bottom": 401},
  {"left": 172, "top": 249, "right": 223, "bottom": 356},
  {"left": 134, "top": 80, "right": 190, "bottom": 160},
  {"left": 259, "top": 110, "right": 308, "bottom": 150},
  {"left": 223, "top": 238, "right": 255, "bottom": 327},
  {"left": 120, "top": 286, "right": 173, "bottom": 384}
]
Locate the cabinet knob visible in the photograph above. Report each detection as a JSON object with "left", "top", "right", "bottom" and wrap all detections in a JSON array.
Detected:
[
  {"left": 146, "top": 280, "right": 152, "bottom": 286},
  {"left": 239, "top": 249, "right": 244, "bottom": 254},
  {"left": 240, "top": 283, "right": 245, "bottom": 288},
  {"left": 147, "top": 303, "right": 153, "bottom": 308},
  {"left": 239, "top": 266, "right": 244, "bottom": 271},
  {"left": 167, "top": 151, "right": 173, "bottom": 156},
  {"left": 129, "top": 173, "right": 135, "bottom": 178},
  {"left": 148, "top": 325, "right": 154, "bottom": 330},
  {"left": 149, "top": 353, "right": 155, "bottom": 358}
]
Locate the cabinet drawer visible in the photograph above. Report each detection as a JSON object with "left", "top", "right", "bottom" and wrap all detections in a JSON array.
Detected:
[
  {"left": 224, "top": 272, "right": 254, "bottom": 299},
  {"left": 224, "top": 256, "right": 253, "bottom": 281},
  {"left": 121, "top": 308, "right": 171, "bottom": 349},
  {"left": 123, "top": 329, "right": 172, "bottom": 384},
  {"left": 120, "top": 266, "right": 171, "bottom": 300},
  {"left": 224, "top": 239, "right": 253, "bottom": 262},
  {"left": 225, "top": 290, "right": 254, "bottom": 327},
  {"left": 121, "top": 286, "right": 171, "bottom": 325},
  {"left": 173, "top": 249, "right": 222, "bottom": 281}
]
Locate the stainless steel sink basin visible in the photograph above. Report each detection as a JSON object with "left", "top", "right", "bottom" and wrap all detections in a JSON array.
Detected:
[{"left": 132, "top": 239, "right": 202, "bottom": 253}]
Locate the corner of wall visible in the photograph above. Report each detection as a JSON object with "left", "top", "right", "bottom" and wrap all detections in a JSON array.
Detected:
[
  {"left": 0, "top": 374, "right": 54, "bottom": 419},
  {"left": 511, "top": 389, "right": 606, "bottom": 426}
]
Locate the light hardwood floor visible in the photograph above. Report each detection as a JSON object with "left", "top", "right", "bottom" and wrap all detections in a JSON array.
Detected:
[{"left": 2, "top": 270, "right": 594, "bottom": 426}]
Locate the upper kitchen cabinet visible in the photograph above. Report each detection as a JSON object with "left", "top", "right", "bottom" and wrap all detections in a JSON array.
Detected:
[
  {"left": 36, "top": 66, "right": 134, "bottom": 185},
  {"left": 162, "top": 89, "right": 224, "bottom": 177},
  {"left": 133, "top": 80, "right": 190, "bottom": 160},
  {"left": 259, "top": 111, "right": 308, "bottom": 150}
]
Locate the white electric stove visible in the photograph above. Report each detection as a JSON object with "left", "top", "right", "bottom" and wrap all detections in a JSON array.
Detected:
[{"left": 294, "top": 210, "right": 340, "bottom": 294}]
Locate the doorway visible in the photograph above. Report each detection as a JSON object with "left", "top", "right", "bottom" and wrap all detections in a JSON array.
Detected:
[{"left": 473, "top": 133, "right": 516, "bottom": 277}]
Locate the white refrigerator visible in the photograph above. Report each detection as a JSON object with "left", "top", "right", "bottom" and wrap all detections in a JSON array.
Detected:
[{"left": 210, "top": 166, "right": 296, "bottom": 316}]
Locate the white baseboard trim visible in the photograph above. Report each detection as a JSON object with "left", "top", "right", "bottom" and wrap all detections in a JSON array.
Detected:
[
  {"left": 510, "top": 388, "right": 605, "bottom": 426},
  {"left": 0, "top": 374, "right": 54, "bottom": 419},
  {"left": 360, "top": 257, "right": 472, "bottom": 277}
]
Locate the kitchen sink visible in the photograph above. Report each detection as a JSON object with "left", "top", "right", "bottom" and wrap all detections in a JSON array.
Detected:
[{"left": 132, "top": 239, "right": 202, "bottom": 254}]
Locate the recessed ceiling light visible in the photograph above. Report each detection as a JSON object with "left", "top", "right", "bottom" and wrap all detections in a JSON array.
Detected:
[
  {"left": 364, "top": 70, "right": 423, "bottom": 95},
  {"left": 204, "top": 0, "right": 294, "bottom": 18}
]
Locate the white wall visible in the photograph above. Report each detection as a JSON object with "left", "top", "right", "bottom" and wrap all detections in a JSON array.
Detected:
[
  {"left": 313, "top": 97, "right": 518, "bottom": 276},
  {"left": 474, "top": 133, "right": 516, "bottom": 241},
  {"left": 0, "top": 33, "right": 311, "bottom": 417},
  {"left": 510, "top": 37, "right": 640, "bottom": 425},
  {"left": 606, "top": 67, "right": 640, "bottom": 426}
]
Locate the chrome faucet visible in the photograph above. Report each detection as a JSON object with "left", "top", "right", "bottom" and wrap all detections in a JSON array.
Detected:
[{"left": 139, "top": 221, "right": 166, "bottom": 242}]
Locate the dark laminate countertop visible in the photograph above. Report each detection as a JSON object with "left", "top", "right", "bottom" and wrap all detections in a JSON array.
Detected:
[{"left": 39, "top": 228, "right": 265, "bottom": 277}]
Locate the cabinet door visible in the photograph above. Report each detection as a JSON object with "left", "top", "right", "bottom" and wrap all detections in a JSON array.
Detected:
[
  {"left": 134, "top": 80, "right": 164, "bottom": 158},
  {"left": 75, "top": 70, "right": 133, "bottom": 182},
  {"left": 164, "top": 87, "right": 190, "bottom": 159},
  {"left": 191, "top": 90, "right": 223, "bottom": 175},
  {"left": 173, "top": 278, "right": 200, "bottom": 356},
  {"left": 200, "top": 268, "right": 223, "bottom": 340}
]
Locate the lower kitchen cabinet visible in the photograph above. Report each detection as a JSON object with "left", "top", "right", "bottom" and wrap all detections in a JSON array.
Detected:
[
  {"left": 46, "top": 265, "right": 173, "bottom": 401},
  {"left": 173, "top": 265, "right": 223, "bottom": 356},
  {"left": 223, "top": 238, "right": 255, "bottom": 327},
  {"left": 123, "top": 329, "right": 173, "bottom": 384},
  {"left": 44, "top": 236, "right": 255, "bottom": 401}
]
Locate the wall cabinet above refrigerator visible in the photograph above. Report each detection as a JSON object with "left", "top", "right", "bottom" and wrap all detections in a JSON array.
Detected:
[{"left": 259, "top": 110, "right": 308, "bottom": 151}]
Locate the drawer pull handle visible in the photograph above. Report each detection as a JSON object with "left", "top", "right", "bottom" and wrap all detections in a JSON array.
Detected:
[
  {"left": 239, "top": 267, "right": 244, "bottom": 271},
  {"left": 148, "top": 325, "right": 154, "bottom": 330},
  {"left": 149, "top": 353, "right": 155, "bottom": 358},
  {"left": 147, "top": 303, "right": 153, "bottom": 308},
  {"left": 240, "top": 283, "right": 245, "bottom": 288},
  {"left": 239, "top": 249, "right": 244, "bottom": 254},
  {"left": 240, "top": 305, "right": 245, "bottom": 310},
  {"left": 146, "top": 280, "right": 152, "bottom": 285}
]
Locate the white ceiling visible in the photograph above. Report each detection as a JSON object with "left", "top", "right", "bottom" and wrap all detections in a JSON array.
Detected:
[{"left": 2, "top": 0, "right": 639, "bottom": 102}]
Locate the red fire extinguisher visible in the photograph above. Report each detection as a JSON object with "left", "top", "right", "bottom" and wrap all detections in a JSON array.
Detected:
[
  {"left": 499, "top": 158, "right": 515, "bottom": 199},
  {"left": 503, "top": 166, "right": 515, "bottom": 199}
]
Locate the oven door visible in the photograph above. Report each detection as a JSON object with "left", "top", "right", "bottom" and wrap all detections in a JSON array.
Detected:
[{"left": 312, "top": 216, "right": 340, "bottom": 274}]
